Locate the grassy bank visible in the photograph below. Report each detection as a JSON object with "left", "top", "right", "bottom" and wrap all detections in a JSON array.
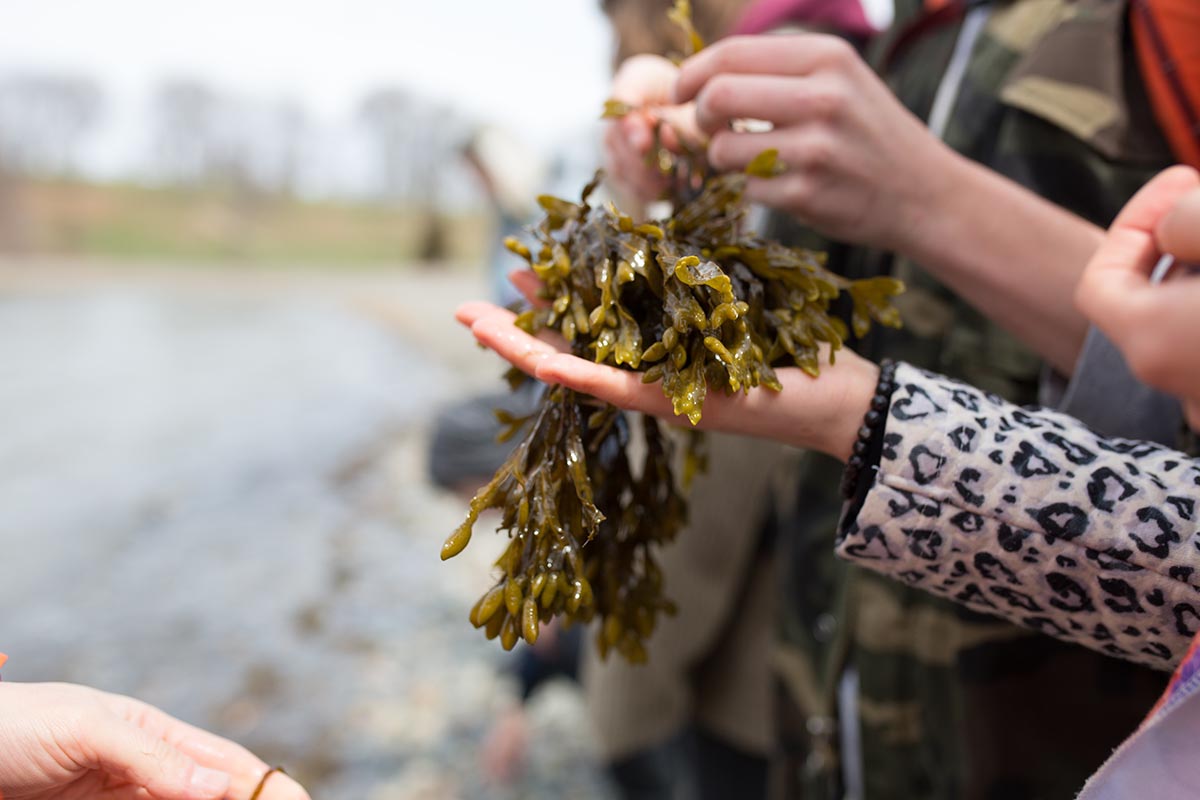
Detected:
[{"left": 3, "top": 178, "right": 490, "bottom": 267}]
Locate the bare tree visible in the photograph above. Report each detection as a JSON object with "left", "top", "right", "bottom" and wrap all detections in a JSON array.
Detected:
[
  {"left": 269, "top": 99, "right": 308, "bottom": 197},
  {"left": 358, "top": 87, "right": 474, "bottom": 261},
  {"left": 357, "top": 87, "right": 418, "bottom": 201},
  {"left": 0, "top": 73, "right": 104, "bottom": 176},
  {"left": 0, "top": 72, "right": 103, "bottom": 251},
  {"left": 152, "top": 78, "right": 219, "bottom": 186}
]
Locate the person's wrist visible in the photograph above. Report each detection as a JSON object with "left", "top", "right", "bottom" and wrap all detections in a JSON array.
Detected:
[
  {"left": 760, "top": 353, "right": 878, "bottom": 459},
  {"left": 815, "top": 354, "right": 880, "bottom": 461},
  {"left": 839, "top": 358, "right": 897, "bottom": 497},
  {"left": 883, "top": 140, "right": 972, "bottom": 260}
]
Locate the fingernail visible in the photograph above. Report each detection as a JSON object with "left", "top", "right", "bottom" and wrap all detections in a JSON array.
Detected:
[{"left": 189, "top": 766, "right": 231, "bottom": 796}]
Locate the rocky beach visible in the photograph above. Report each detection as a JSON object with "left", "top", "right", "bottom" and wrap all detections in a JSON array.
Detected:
[{"left": 0, "top": 259, "right": 615, "bottom": 799}]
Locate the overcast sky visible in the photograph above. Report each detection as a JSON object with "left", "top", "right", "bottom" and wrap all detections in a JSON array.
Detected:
[{"left": 0, "top": 1, "right": 615, "bottom": 181}]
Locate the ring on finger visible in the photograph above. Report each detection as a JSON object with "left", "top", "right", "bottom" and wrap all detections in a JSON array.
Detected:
[{"left": 249, "top": 766, "right": 285, "bottom": 800}]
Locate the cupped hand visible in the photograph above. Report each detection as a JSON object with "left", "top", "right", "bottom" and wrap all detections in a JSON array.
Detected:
[
  {"left": 0, "top": 682, "right": 311, "bottom": 800},
  {"left": 1075, "top": 166, "right": 1200, "bottom": 428},
  {"left": 604, "top": 54, "right": 703, "bottom": 205},
  {"left": 455, "top": 301, "right": 878, "bottom": 461},
  {"left": 673, "top": 34, "right": 960, "bottom": 252}
]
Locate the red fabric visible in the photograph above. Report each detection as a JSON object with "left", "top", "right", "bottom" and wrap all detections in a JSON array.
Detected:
[
  {"left": 1132, "top": 0, "right": 1200, "bottom": 170},
  {"left": 879, "top": 0, "right": 964, "bottom": 72},
  {"left": 732, "top": 0, "right": 876, "bottom": 38},
  {"left": 1145, "top": 632, "right": 1200, "bottom": 724}
]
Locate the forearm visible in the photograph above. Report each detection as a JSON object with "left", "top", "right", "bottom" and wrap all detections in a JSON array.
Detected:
[
  {"left": 837, "top": 363, "right": 1200, "bottom": 670},
  {"left": 897, "top": 150, "right": 1103, "bottom": 374}
]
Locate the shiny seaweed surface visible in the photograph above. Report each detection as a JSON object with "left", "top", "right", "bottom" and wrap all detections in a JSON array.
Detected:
[
  {"left": 440, "top": 154, "right": 903, "bottom": 662},
  {"left": 441, "top": 0, "right": 902, "bottom": 661}
]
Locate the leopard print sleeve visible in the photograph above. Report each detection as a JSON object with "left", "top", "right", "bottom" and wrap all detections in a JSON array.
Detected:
[{"left": 836, "top": 363, "right": 1200, "bottom": 671}]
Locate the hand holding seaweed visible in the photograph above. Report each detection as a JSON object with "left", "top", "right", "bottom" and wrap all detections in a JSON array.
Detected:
[
  {"left": 440, "top": 1, "right": 903, "bottom": 662},
  {"left": 442, "top": 154, "right": 901, "bottom": 661}
]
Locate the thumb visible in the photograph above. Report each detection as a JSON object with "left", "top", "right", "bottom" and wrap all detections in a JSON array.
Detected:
[
  {"left": 611, "top": 54, "right": 679, "bottom": 107},
  {"left": 1076, "top": 166, "right": 1199, "bottom": 317},
  {"left": 1110, "top": 166, "right": 1199, "bottom": 236},
  {"left": 83, "top": 717, "right": 232, "bottom": 799},
  {"left": 1157, "top": 187, "right": 1200, "bottom": 262}
]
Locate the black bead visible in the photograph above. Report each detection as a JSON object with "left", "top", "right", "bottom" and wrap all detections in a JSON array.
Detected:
[{"left": 844, "top": 360, "right": 899, "bottom": 499}]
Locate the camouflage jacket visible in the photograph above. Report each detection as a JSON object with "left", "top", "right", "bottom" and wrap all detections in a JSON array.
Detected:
[{"left": 771, "top": 1, "right": 1178, "bottom": 798}]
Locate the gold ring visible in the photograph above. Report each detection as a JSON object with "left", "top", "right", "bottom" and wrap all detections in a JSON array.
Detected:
[{"left": 249, "top": 766, "right": 285, "bottom": 800}]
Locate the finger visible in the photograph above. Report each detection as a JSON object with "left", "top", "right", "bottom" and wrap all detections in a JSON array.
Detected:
[
  {"left": 248, "top": 769, "right": 312, "bottom": 800},
  {"left": 655, "top": 103, "right": 703, "bottom": 150},
  {"left": 533, "top": 353, "right": 677, "bottom": 419},
  {"left": 744, "top": 172, "right": 815, "bottom": 215},
  {"left": 1116, "top": 166, "right": 1200, "bottom": 235},
  {"left": 471, "top": 316, "right": 566, "bottom": 376},
  {"left": 674, "top": 34, "right": 854, "bottom": 104},
  {"left": 612, "top": 108, "right": 690, "bottom": 154},
  {"left": 706, "top": 129, "right": 808, "bottom": 173},
  {"left": 467, "top": 306, "right": 569, "bottom": 350},
  {"left": 617, "top": 113, "right": 656, "bottom": 155},
  {"left": 1157, "top": 186, "right": 1200, "bottom": 261},
  {"left": 508, "top": 269, "right": 549, "bottom": 308},
  {"left": 1104, "top": 165, "right": 1200, "bottom": 277},
  {"left": 104, "top": 695, "right": 277, "bottom": 795},
  {"left": 1108, "top": 164, "right": 1195, "bottom": 277},
  {"left": 456, "top": 301, "right": 514, "bottom": 328},
  {"left": 617, "top": 110, "right": 689, "bottom": 165},
  {"left": 605, "top": 118, "right": 670, "bottom": 203},
  {"left": 1077, "top": 168, "right": 1200, "bottom": 322},
  {"left": 611, "top": 54, "right": 679, "bottom": 107},
  {"left": 694, "top": 74, "right": 832, "bottom": 136},
  {"left": 80, "top": 715, "right": 231, "bottom": 800},
  {"left": 121, "top": 698, "right": 311, "bottom": 800},
  {"left": 1081, "top": 166, "right": 1200, "bottom": 290},
  {"left": 619, "top": 152, "right": 670, "bottom": 200}
]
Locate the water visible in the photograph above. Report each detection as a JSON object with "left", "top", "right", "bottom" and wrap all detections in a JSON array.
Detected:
[{"left": 0, "top": 278, "right": 611, "bottom": 799}]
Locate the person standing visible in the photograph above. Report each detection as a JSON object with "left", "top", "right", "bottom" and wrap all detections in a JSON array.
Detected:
[{"left": 599, "top": 0, "right": 1183, "bottom": 796}]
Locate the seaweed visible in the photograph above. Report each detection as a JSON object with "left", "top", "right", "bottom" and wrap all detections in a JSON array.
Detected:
[{"left": 440, "top": 3, "right": 904, "bottom": 662}]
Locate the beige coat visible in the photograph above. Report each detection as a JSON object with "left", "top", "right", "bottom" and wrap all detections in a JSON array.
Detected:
[{"left": 582, "top": 431, "right": 800, "bottom": 759}]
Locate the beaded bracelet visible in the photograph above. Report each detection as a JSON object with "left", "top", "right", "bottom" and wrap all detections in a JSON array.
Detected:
[{"left": 839, "top": 358, "right": 897, "bottom": 500}]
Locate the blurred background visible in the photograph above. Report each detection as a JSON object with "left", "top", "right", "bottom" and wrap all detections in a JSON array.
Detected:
[{"left": 0, "top": 1, "right": 621, "bottom": 797}]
